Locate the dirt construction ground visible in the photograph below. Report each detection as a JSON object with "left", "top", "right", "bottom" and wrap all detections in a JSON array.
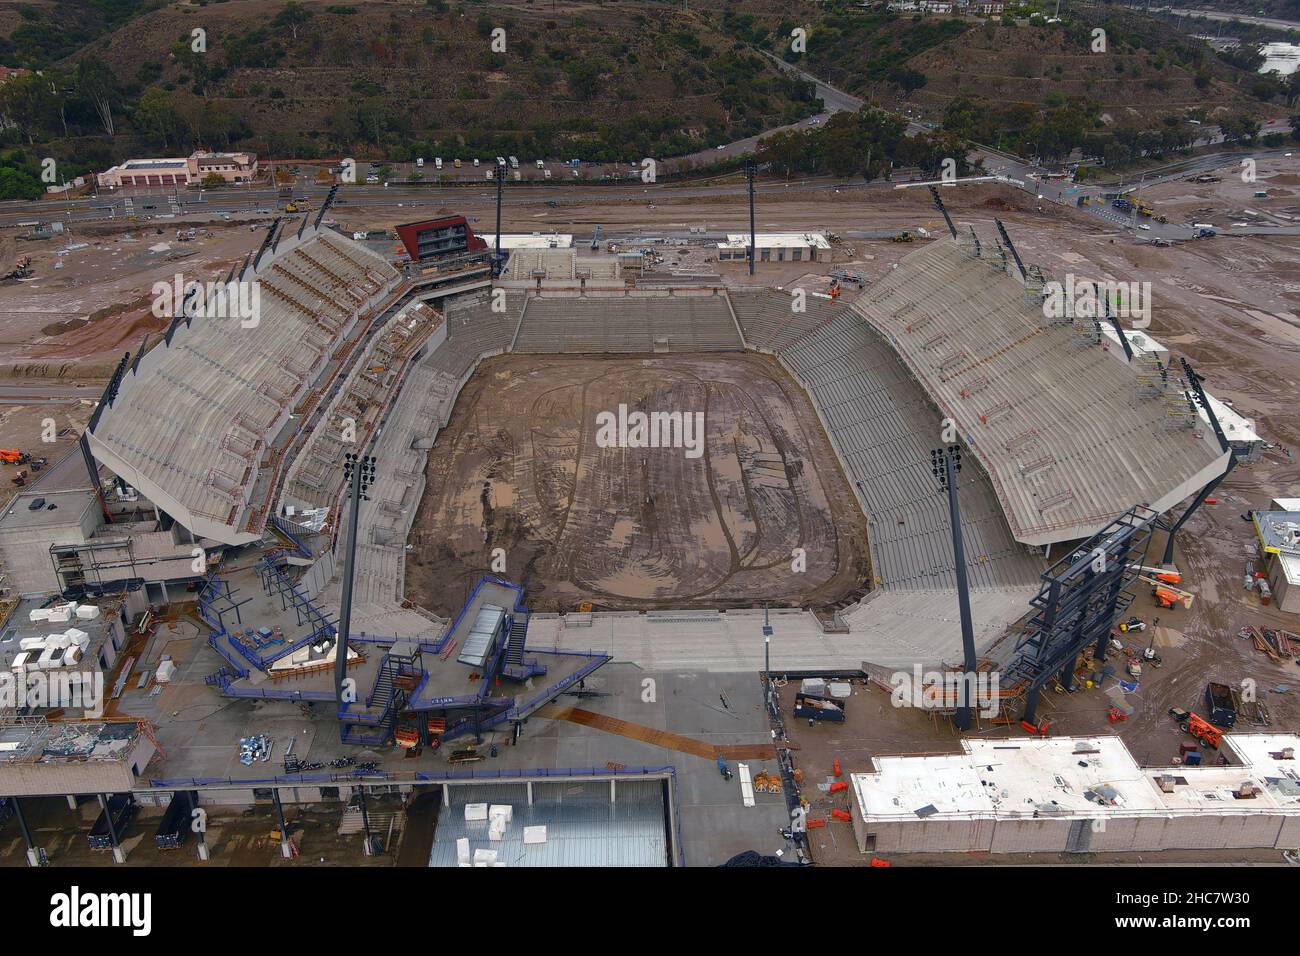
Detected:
[{"left": 405, "top": 352, "right": 870, "bottom": 616}]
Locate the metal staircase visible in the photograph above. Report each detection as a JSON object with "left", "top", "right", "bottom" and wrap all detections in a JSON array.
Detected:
[{"left": 500, "top": 615, "right": 546, "bottom": 681}]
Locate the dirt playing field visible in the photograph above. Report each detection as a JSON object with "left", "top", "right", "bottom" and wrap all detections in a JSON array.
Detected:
[{"left": 405, "top": 352, "right": 870, "bottom": 616}]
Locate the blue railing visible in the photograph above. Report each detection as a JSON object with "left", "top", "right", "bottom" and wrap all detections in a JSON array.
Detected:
[
  {"left": 148, "top": 764, "right": 677, "bottom": 788},
  {"left": 507, "top": 651, "right": 611, "bottom": 721}
]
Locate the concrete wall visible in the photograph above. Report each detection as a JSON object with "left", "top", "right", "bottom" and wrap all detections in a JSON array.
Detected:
[
  {"left": 858, "top": 814, "right": 995, "bottom": 854},
  {"left": 0, "top": 501, "right": 101, "bottom": 595},
  {"left": 857, "top": 809, "right": 1298, "bottom": 855},
  {"left": 0, "top": 734, "right": 152, "bottom": 797},
  {"left": 1264, "top": 553, "right": 1299, "bottom": 614}
]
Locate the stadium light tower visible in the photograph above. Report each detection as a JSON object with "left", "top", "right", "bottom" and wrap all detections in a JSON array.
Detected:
[
  {"left": 336, "top": 453, "right": 376, "bottom": 727},
  {"left": 745, "top": 159, "right": 757, "bottom": 276},
  {"left": 493, "top": 163, "right": 505, "bottom": 277},
  {"left": 931, "top": 445, "right": 977, "bottom": 732}
]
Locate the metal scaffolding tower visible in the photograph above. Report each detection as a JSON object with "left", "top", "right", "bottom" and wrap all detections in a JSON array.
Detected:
[{"left": 1006, "top": 506, "right": 1159, "bottom": 724}]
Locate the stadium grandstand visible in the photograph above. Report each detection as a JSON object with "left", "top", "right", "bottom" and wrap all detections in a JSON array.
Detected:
[
  {"left": 511, "top": 292, "right": 745, "bottom": 353},
  {"left": 852, "top": 241, "right": 1231, "bottom": 546},
  {"left": 87, "top": 226, "right": 404, "bottom": 546},
  {"left": 730, "top": 291, "right": 1043, "bottom": 594}
]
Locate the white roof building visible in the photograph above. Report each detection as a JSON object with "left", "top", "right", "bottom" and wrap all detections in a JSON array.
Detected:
[
  {"left": 716, "top": 233, "right": 830, "bottom": 263},
  {"left": 480, "top": 233, "right": 573, "bottom": 249},
  {"left": 850, "top": 734, "right": 1300, "bottom": 856},
  {"left": 1098, "top": 324, "right": 1262, "bottom": 449}
]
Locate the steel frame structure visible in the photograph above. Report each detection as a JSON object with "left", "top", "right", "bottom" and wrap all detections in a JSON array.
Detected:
[{"left": 1006, "top": 505, "right": 1159, "bottom": 724}]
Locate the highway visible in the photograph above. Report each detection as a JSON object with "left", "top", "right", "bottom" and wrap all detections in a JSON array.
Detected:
[{"left": 1165, "top": 7, "right": 1300, "bottom": 32}]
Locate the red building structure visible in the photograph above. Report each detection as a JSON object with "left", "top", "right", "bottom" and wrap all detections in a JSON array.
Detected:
[{"left": 395, "top": 216, "right": 487, "bottom": 262}]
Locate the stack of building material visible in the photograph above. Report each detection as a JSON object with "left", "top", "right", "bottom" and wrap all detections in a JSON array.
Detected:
[{"left": 487, "top": 804, "right": 512, "bottom": 842}]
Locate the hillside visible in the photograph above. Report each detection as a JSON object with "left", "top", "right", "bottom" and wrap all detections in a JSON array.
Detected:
[
  {"left": 717, "top": 4, "right": 1261, "bottom": 122},
  {"left": 705, "top": 3, "right": 1269, "bottom": 164},
  {"left": 3, "top": 0, "right": 819, "bottom": 164}
]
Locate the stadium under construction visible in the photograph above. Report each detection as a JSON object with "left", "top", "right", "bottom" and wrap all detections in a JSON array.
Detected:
[{"left": 3, "top": 184, "right": 1290, "bottom": 868}]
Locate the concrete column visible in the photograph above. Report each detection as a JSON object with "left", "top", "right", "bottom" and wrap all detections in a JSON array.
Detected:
[
  {"left": 610, "top": 779, "right": 616, "bottom": 804},
  {"left": 272, "top": 789, "right": 294, "bottom": 859},
  {"left": 526, "top": 781, "right": 533, "bottom": 806},
  {"left": 13, "top": 798, "right": 45, "bottom": 866},
  {"left": 97, "top": 793, "right": 126, "bottom": 864},
  {"left": 442, "top": 783, "right": 450, "bottom": 805},
  {"left": 66, "top": 794, "right": 78, "bottom": 810}
]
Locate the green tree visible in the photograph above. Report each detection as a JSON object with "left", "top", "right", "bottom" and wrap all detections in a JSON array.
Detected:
[
  {"left": 565, "top": 59, "right": 601, "bottom": 99},
  {"left": 134, "top": 86, "right": 179, "bottom": 147},
  {"left": 0, "top": 73, "right": 53, "bottom": 144},
  {"left": 75, "top": 56, "right": 117, "bottom": 135},
  {"left": 274, "top": 1, "right": 313, "bottom": 41}
]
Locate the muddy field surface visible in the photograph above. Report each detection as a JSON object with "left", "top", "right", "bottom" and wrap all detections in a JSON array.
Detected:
[{"left": 405, "top": 352, "right": 869, "bottom": 615}]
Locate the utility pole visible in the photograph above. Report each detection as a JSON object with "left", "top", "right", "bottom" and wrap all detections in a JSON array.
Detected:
[
  {"left": 762, "top": 606, "right": 773, "bottom": 677},
  {"left": 745, "top": 158, "right": 757, "bottom": 276},
  {"left": 337, "top": 452, "right": 375, "bottom": 737},
  {"left": 932, "top": 446, "right": 977, "bottom": 732},
  {"left": 493, "top": 162, "right": 505, "bottom": 277}
]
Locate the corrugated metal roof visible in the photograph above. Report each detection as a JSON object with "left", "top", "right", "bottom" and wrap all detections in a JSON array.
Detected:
[
  {"left": 455, "top": 603, "right": 504, "bottom": 668},
  {"left": 427, "top": 780, "right": 670, "bottom": 867}
]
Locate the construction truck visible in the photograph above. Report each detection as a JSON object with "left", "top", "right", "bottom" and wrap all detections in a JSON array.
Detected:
[
  {"left": 891, "top": 231, "right": 915, "bottom": 243},
  {"left": 0, "top": 449, "right": 30, "bottom": 465},
  {"left": 2, "top": 256, "right": 32, "bottom": 282},
  {"left": 1169, "top": 708, "right": 1222, "bottom": 749}
]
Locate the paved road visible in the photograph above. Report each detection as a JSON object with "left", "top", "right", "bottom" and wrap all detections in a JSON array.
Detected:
[
  {"left": 1166, "top": 7, "right": 1300, "bottom": 31},
  {"left": 0, "top": 383, "right": 104, "bottom": 404}
]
